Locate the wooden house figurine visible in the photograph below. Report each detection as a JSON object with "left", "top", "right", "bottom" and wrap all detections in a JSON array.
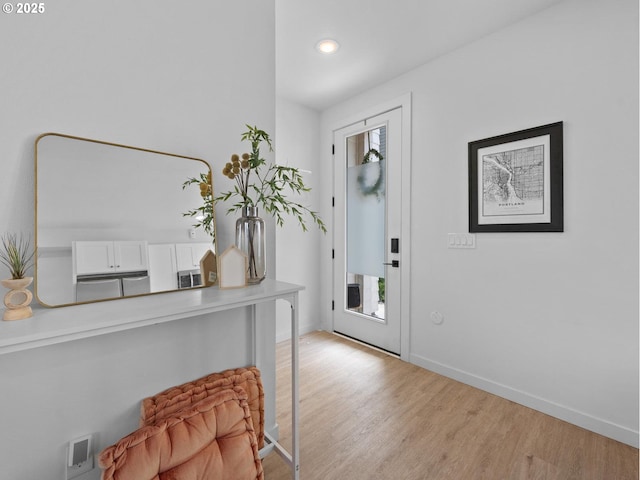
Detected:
[
  {"left": 217, "top": 246, "right": 247, "bottom": 289},
  {"left": 199, "top": 249, "right": 217, "bottom": 286}
]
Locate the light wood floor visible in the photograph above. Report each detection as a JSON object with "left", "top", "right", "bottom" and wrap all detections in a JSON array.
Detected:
[{"left": 262, "top": 331, "right": 638, "bottom": 480}]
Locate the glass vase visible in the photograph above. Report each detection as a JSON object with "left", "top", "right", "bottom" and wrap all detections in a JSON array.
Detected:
[{"left": 235, "top": 206, "right": 266, "bottom": 284}]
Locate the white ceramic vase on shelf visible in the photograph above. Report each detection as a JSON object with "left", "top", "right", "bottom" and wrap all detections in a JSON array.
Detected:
[{"left": 2, "top": 276, "right": 33, "bottom": 321}]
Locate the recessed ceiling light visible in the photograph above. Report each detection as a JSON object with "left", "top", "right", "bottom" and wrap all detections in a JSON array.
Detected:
[{"left": 316, "top": 39, "right": 340, "bottom": 54}]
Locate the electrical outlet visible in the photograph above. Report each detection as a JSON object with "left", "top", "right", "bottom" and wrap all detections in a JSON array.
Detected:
[
  {"left": 66, "top": 435, "right": 94, "bottom": 480},
  {"left": 189, "top": 228, "right": 196, "bottom": 239},
  {"left": 431, "top": 311, "right": 444, "bottom": 325}
]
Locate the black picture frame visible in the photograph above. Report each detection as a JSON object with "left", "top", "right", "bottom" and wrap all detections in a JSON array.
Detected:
[{"left": 468, "top": 122, "right": 563, "bottom": 233}]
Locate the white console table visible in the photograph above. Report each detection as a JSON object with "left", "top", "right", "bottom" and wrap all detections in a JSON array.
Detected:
[{"left": 0, "top": 279, "right": 302, "bottom": 480}]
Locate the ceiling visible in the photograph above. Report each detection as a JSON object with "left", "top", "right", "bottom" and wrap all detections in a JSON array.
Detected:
[{"left": 276, "top": 0, "right": 563, "bottom": 111}]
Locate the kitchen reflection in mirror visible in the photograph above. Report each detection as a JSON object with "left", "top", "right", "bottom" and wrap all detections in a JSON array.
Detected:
[{"left": 35, "top": 133, "right": 217, "bottom": 307}]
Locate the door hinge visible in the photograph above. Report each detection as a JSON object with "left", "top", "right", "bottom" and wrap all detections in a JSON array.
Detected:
[
  {"left": 332, "top": 249, "right": 335, "bottom": 259},
  {"left": 332, "top": 196, "right": 335, "bottom": 207},
  {"left": 332, "top": 144, "right": 335, "bottom": 155},
  {"left": 332, "top": 300, "right": 335, "bottom": 311}
]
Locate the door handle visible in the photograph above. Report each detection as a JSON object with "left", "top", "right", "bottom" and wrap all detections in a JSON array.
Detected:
[{"left": 383, "top": 260, "right": 399, "bottom": 267}]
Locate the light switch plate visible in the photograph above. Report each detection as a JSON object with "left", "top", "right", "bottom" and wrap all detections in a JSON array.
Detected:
[{"left": 447, "top": 233, "right": 476, "bottom": 249}]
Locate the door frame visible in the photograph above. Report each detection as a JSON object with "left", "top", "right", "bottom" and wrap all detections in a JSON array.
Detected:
[{"left": 330, "top": 93, "right": 412, "bottom": 361}]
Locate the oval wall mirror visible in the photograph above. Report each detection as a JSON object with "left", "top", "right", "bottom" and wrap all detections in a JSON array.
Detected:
[{"left": 35, "top": 133, "right": 217, "bottom": 307}]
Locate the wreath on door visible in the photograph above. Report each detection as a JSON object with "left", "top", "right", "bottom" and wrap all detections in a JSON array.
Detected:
[{"left": 357, "top": 132, "right": 385, "bottom": 199}]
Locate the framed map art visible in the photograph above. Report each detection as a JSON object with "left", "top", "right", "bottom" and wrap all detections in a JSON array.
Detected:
[{"left": 468, "top": 122, "right": 563, "bottom": 232}]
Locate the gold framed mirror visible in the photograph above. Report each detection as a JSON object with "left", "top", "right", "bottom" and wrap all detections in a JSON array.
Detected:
[{"left": 35, "top": 133, "right": 217, "bottom": 307}]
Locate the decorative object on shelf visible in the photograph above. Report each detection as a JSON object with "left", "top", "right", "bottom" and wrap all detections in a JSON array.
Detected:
[
  {"left": 199, "top": 249, "right": 217, "bottom": 286},
  {"left": 0, "top": 233, "right": 35, "bottom": 320},
  {"left": 2, "top": 277, "right": 34, "bottom": 321},
  {"left": 215, "top": 125, "right": 327, "bottom": 282},
  {"left": 217, "top": 245, "right": 248, "bottom": 289},
  {"left": 36, "top": 133, "right": 216, "bottom": 307},
  {"left": 235, "top": 206, "right": 265, "bottom": 284},
  {"left": 468, "top": 122, "right": 564, "bottom": 233}
]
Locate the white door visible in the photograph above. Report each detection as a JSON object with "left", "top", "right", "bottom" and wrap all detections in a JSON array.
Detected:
[{"left": 333, "top": 108, "right": 403, "bottom": 354}]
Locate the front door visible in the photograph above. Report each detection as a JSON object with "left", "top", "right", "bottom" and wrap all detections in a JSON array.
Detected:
[{"left": 333, "top": 107, "right": 403, "bottom": 354}]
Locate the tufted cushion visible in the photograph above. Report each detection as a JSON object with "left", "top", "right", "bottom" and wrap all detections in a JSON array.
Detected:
[
  {"left": 140, "top": 367, "right": 264, "bottom": 449},
  {"left": 99, "top": 386, "right": 264, "bottom": 480}
]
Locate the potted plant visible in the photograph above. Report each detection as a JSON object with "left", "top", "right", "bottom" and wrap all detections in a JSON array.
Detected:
[
  {"left": 184, "top": 125, "right": 326, "bottom": 284},
  {"left": 217, "top": 125, "right": 326, "bottom": 231},
  {"left": 0, "top": 233, "right": 35, "bottom": 320}
]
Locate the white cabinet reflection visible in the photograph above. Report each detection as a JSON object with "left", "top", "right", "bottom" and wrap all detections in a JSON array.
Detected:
[{"left": 73, "top": 240, "right": 150, "bottom": 302}]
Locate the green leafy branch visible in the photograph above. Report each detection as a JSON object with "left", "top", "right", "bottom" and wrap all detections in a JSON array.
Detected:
[
  {"left": 182, "top": 171, "right": 215, "bottom": 240},
  {"left": 215, "top": 125, "right": 326, "bottom": 233},
  {"left": 362, "top": 147, "right": 383, "bottom": 164}
]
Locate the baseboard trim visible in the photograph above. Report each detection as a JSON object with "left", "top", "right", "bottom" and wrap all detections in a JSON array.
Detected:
[
  {"left": 275, "top": 323, "right": 318, "bottom": 343},
  {"left": 409, "top": 353, "right": 639, "bottom": 448}
]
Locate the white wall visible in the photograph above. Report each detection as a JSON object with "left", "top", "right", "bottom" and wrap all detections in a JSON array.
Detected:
[
  {"left": 0, "top": 1, "right": 276, "bottom": 478},
  {"left": 275, "top": 97, "right": 325, "bottom": 340},
  {"left": 319, "top": 0, "right": 638, "bottom": 446}
]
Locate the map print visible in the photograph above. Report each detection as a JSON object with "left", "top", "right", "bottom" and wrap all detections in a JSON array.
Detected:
[{"left": 482, "top": 144, "right": 544, "bottom": 217}]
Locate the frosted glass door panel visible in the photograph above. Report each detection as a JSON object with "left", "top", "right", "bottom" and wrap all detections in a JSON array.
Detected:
[
  {"left": 347, "top": 161, "right": 385, "bottom": 279},
  {"left": 345, "top": 127, "right": 386, "bottom": 320}
]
